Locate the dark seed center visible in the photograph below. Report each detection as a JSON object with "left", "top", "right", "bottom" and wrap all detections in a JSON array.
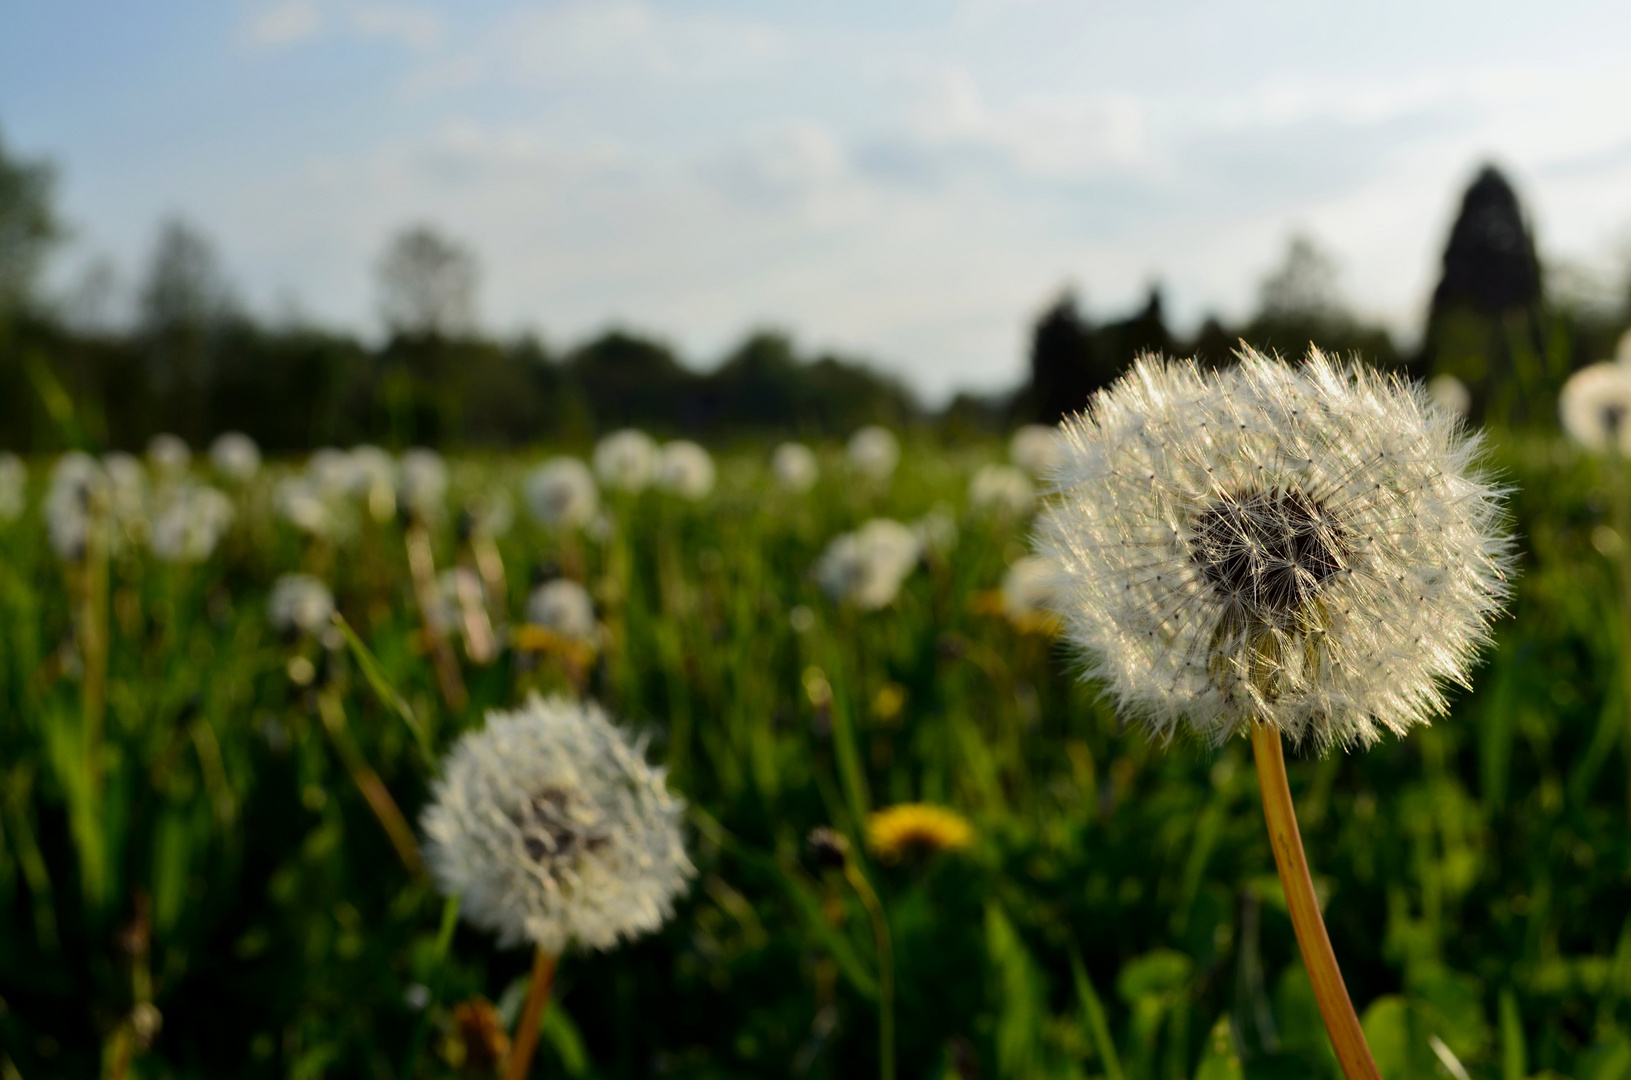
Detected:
[
  {"left": 511, "top": 788, "right": 610, "bottom": 864},
  {"left": 1189, "top": 487, "right": 1346, "bottom": 620}
]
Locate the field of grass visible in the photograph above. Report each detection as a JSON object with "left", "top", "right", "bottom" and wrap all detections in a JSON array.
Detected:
[{"left": 1, "top": 430, "right": 1630, "bottom": 1080}]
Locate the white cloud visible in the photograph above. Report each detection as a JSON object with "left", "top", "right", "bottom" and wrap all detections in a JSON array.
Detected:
[
  {"left": 246, "top": 0, "right": 322, "bottom": 47},
  {"left": 351, "top": 5, "right": 442, "bottom": 50}
]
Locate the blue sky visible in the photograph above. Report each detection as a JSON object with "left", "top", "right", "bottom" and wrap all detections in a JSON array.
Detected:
[{"left": 5, "top": 0, "right": 1631, "bottom": 400}]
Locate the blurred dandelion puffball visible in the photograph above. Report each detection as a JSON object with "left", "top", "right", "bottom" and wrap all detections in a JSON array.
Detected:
[
  {"left": 969, "top": 463, "right": 1035, "bottom": 518},
  {"left": 847, "top": 425, "right": 900, "bottom": 480},
  {"left": 0, "top": 453, "right": 25, "bottom": 522},
  {"left": 526, "top": 578, "right": 597, "bottom": 642},
  {"left": 771, "top": 442, "right": 819, "bottom": 492},
  {"left": 1002, "top": 555, "right": 1058, "bottom": 622},
  {"left": 151, "top": 484, "right": 234, "bottom": 563},
  {"left": 421, "top": 694, "right": 694, "bottom": 954},
  {"left": 656, "top": 441, "right": 716, "bottom": 499},
  {"left": 267, "top": 574, "right": 335, "bottom": 636},
  {"left": 1560, "top": 362, "right": 1631, "bottom": 454},
  {"left": 399, "top": 448, "right": 449, "bottom": 520},
  {"left": 815, "top": 518, "right": 922, "bottom": 610},
  {"left": 525, "top": 458, "right": 599, "bottom": 531},
  {"left": 594, "top": 429, "right": 660, "bottom": 492},
  {"left": 210, "top": 432, "right": 262, "bottom": 482},
  {"left": 1037, "top": 349, "right": 1511, "bottom": 751},
  {"left": 147, "top": 433, "right": 191, "bottom": 477},
  {"left": 1426, "top": 375, "right": 1471, "bottom": 418},
  {"left": 1009, "top": 424, "right": 1066, "bottom": 476},
  {"left": 45, "top": 453, "right": 106, "bottom": 560},
  {"left": 912, "top": 504, "right": 959, "bottom": 557}
]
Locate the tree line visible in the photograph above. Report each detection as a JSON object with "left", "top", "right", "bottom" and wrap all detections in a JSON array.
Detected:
[{"left": 1, "top": 123, "right": 1625, "bottom": 453}]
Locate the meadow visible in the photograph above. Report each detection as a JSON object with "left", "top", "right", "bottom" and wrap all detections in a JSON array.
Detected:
[{"left": 1, "top": 425, "right": 1629, "bottom": 1080}]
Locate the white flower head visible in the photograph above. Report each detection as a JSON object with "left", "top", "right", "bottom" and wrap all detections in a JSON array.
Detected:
[
  {"left": 210, "top": 432, "right": 262, "bottom": 482},
  {"left": 274, "top": 476, "right": 333, "bottom": 537},
  {"left": 969, "top": 463, "right": 1035, "bottom": 518},
  {"left": 526, "top": 458, "right": 600, "bottom": 530},
  {"left": 45, "top": 452, "right": 107, "bottom": 560},
  {"left": 1426, "top": 375, "right": 1471, "bottom": 418},
  {"left": 308, "top": 447, "right": 358, "bottom": 497},
  {"left": 593, "top": 429, "right": 660, "bottom": 493},
  {"left": 1002, "top": 555, "right": 1059, "bottom": 622},
  {"left": 0, "top": 453, "right": 25, "bottom": 523},
  {"left": 421, "top": 694, "right": 694, "bottom": 954},
  {"left": 147, "top": 433, "right": 191, "bottom": 478},
  {"left": 525, "top": 578, "right": 597, "bottom": 641},
  {"left": 1009, "top": 424, "right": 1066, "bottom": 476},
  {"left": 428, "top": 566, "right": 486, "bottom": 634},
  {"left": 1560, "top": 362, "right": 1631, "bottom": 455},
  {"left": 151, "top": 483, "right": 234, "bottom": 563},
  {"left": 1036, "top": 348, "right": 1512, "bottom": 752},
  {"left": 815, "top": 518, "right": 922, "bottom": 610},
  {"left": 268, "top": 573, "right": 335, "bottom": 636},
  {"left": 657, "top": 441, "right": 715, "bottom": 499},
  {"left": 772, "top": 442, "right": 819, "bottom": 492},
  {"left": 102, "top": 452, "right": 150, "bottom": 545},
  {"left": 399, "top": 448, "right": 448, "bottom": 520},
  {"left": 912, "top": 504, "right": 959, "bottom": 557},
  {"left": 847, "top": 426, "right": 900, "bottom": 480}
]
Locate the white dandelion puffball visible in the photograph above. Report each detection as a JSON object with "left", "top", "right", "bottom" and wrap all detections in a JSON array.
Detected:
[
  {"left": 151, "top": 484, "right": 234, "bottom": 563},
  {"left": 1036, "top": 348, "right": 1511, "bottom": 751},
  {"left": 772, "top": 442, "right": 819, "bottom": 492},
  {"left": 1002, "top": 555, "right": 1058, "bottom": 622},
  {"left": 308, "top": 447, "right": 358, "bottom": 497},
  {"left": 429, "top": 566, "right": 486, "bottom": 634},
  {"left": 656, "top": 441, "right": 715, "bottom": 499},
  {"left": 1009, "top": 424, "right": 1066, "bottom": 476},
  {"left": 1426, "top": 375, "right": 1471, "bottom": 418},
  {"left": 815, "top": 518, "right": 922, "bottom": 610},
  {"left": 399, "top": 448, "right": 449, "bottom": 519},
  {"left": 594, "top": 429, "right": 660, "bottom": 493},
  {"left": 268, "top": 573, "right": 336, "bottom": 635},
  {"left": 421, "top": 694, "right": 694, "bottom": 954},
  {"left": 45, "top": 453, "right": 107, "bottom": 560},
  {"left": 210, "top": 432, "right": 261, "bottom": 481},
  {"left": 912, "top": 504, "right": 959, "bottom": 557},
  {"left": 969, "top": 463, "right": 1035, "bottom": 518},
  {"left": 525, "top": 578, "right": 597, "bottom": 641},
  {"left": 1560, "top": 363, "right": 1631, "bottom": 455},
  {"left": 466, "top": 488, "right": 514, "bottom": 538},
  {"left": 847, "top": 426, "right": 900, "bottom": 480},
  {"left": 274, "top": 476, "right": 333, "bottom": 537},
  {"left": 526, "top": 458, "right": 600, "bottom": 529},
  {"left": 147, "top": 433, "right": 191, "bottom": 477},
  {"left": 0, "top": 453, "right": 25, "bottom": 523},
  {"left": 102, "top": 452, "right": 150, "bottom": 543}
]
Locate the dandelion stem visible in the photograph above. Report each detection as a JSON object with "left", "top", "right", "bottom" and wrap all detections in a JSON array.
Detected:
[
  {"left": 842, "top": 862, "right": 894, "bottom": 1080},
  {"left": 315, "top": 690, "right": 424, "bottom": 876},
  {"left": 1250, "top": 722, "right": 1379, "bottom": 1080},
  {"left": 505, "top": 947, "right": 557, "bottom": 1080}
]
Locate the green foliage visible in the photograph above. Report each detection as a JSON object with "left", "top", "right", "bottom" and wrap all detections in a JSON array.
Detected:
[{"left": 2, "top": 430, "right": 1631, "bottom": 1079}]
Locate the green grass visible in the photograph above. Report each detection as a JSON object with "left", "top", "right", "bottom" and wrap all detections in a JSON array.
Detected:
[{"left": 1, "top": 433, "right": 1629, "bottom": 1079}]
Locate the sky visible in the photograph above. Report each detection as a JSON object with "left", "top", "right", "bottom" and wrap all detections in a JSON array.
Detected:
[{"left": 4, "top": 0, "right": 1631, "bottom": 402}]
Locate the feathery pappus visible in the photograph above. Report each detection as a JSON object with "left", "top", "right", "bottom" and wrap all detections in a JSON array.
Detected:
[{"left": 1036, "top": 347, "right": 1512, "bottom": 752}]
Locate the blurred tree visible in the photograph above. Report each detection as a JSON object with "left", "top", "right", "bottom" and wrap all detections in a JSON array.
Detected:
[
  {"left": 1025, "top": 291, "right": 1102, "bottom": 424},
  {"left": 377, "top": 224, "right": 477, "bottom": 338},
  {"left": 0, "top": 126, "right": 59, "bottom": 318},
  {"left": 1242, "top": 234, "right": 1403, "bottom": 370},
  {"left": 1258, "top": 234, "right": 1343, "bottom": 323},
  {"left": 138, "top": 218, "right": 237, "bottom": 442},
  {"left": 1422, "top": 164, "right": 1559, "bottom": 425}
]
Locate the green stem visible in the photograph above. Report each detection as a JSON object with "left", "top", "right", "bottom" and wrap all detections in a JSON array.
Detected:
[
  {"left": 401, "top": 894, "right": 460, "bottom": 1080},
  {"left": 843, "top": 862, "right": 894, "bottom": 1080}
]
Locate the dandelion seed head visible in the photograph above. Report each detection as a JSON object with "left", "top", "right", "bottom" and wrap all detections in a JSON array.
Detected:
[
  {"left": 912, "top": 504, "right": 959, "bottom": 557},
  {"left": 267, "top": 573, "right": 335, "bottom": 635},
  {"left": 45, "top": 452, "right": 107, "bottom": 560},
  {"left": 399, "top": 448, "right": 449, "bottom": 520},
  {"left": 525, "top": 578, "right": 597, "bottom": 642},
  {"left": 656, "top": 441, "right": 715, "bottom": 499},
  {"left": 147, "top": 433, "right": 191, "bottom": 478},
  {"left": 847, "top": 426, "right": 900, "bottom": 480},
  {"left": 1426, "top": 375, "right": 1471, "bottom": 418},
  {"left": 771, "top": 442, "right": 819, "bottom": 492},
  {"left": 969, "top": 463, "right": 1035, "bottom": 518},
  {"left": 1009, "top": 424, "right": 1066, "bottom": 476},
  {"left": 421, "top": 694, "right": 694, "bottom": 954},
  {"left": 151, "top": 484, "right": 234, "bottom": 563},
  {"left": 1036, "top": 347, "right": 1512, "bottom": 752},
  {"left": 1002, "top": 555, "right": 1059, "bottom": 624},
  {"left": 210, "top": 432, "right": 262, "bottom": 482},
  {"left": 1560, "top": 362, "right": 1631, "bottom": 454},
  {"left": 815, "top": 518, "right": 921, "bottom": 609},
  {"left": 274, "top": 476, "right": 334, "bottom": 537},
  {"left": 594, "top": 430, "right": 660, "bottom": 493},
  {"left": 526, "top": 458, "right": 599, "bottom": 529}
]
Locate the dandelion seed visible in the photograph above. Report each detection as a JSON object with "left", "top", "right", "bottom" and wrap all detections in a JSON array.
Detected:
[
  {"left": 526, "top": 458, "right": 600, "bottom": 530},
  {"left": 209, "top": 432, "right": 261, "bottom": 482},
  {"left": 968, "top": 463, "right": 1034, "bottom": 518},
  {"left": 594, "top": 429, "right": 660, "bottom": 493},
  {"left": 525, "top": 578, "right": 597, "bottom": 642},
  {"left": 772, "top": 442, "right": 819, "bottom": 492},
  {"left": 1036, "top": 347, "right": 1512, "bottom": 752},
  {"left": 267, "top": 574, "right": 335, "bottom": 636},
  {"left": 421, "top": 694, "right": 694, "bottom": 954},
  {"left": 865, "top": 804, "right": 974, "bottom": 863},
  {"left": 657, "top": 441, "right": 715, "bottom": 499},
  {"left": 848, "top": 426, "right": 900, "bottom": 481},
  {"left": 1009, "top": 423, "right": 1066, "bottom": 476},
  {"left": 815, "top": 519, "right": 921, "bottom": 610},
  {"left": 0, "top": 453, "right": 24, "bottom": 523},
  {"left": 1560, "top": 362, "right": 1631, "bottom": 454}
]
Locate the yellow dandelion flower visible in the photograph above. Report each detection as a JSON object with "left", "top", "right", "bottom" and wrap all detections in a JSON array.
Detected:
[{"left": 865, "top": 804, "right": 974, "bottom": 863}]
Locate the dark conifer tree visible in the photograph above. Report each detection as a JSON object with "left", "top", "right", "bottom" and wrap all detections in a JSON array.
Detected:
[{"left": 1027, "top": 292, "right": 1100, "bottom": 424}]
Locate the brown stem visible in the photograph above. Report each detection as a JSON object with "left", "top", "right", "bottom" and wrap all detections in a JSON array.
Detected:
[
  {"left": 1250, "top": 722, "right": 1380, "bottom": 1080},
  {"left": 505, "top": 947, "right": 557, "bottom": 1080},
  {"left": 316, "top": 691, "right": 424, "bottom": 876},
  {"left": 405, "top": 523, "right": 468, "bottom": 710}
]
